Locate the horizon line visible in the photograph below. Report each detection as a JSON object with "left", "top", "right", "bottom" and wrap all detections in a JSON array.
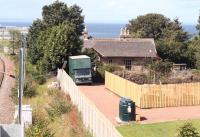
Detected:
[{"left": 0, "top": 21, "right": 197, "bottom": 26}]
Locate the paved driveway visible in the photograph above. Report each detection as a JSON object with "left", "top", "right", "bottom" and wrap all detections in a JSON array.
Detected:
[
  {"left": 79, "top": 84, "right": 200, "bottom": 125},
  {"left": 79, "top": 84, "right": 120, "bottom": 125}
]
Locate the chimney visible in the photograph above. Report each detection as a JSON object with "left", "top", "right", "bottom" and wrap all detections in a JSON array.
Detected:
[{"left": 120, "top": 27, "right": 131, "bottom": 40}]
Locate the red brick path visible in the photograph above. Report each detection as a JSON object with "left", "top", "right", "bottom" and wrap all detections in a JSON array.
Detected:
[{"left": 0, "top": 56, "right": 15, "bottom": 124}]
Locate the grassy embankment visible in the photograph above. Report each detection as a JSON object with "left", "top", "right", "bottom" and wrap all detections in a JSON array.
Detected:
[
  {"left": 9, "top": 54, "right": 92, "bottom": 137},
  {"left": 23, "top": 80, "right": 92, "bottom": 137},
  {"left": 117, "top": 120, "right": 200, "bottom": 137}
]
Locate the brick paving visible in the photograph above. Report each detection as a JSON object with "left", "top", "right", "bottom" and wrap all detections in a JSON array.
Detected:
[
  {"left": 0, "top": 56, "right": 15, "bottom": 124},
  {"left": 79, "top": 84, "right": 200, "bottom": 125}
]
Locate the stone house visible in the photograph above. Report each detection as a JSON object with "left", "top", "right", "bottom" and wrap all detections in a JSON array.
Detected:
[{"left": 84, "top": 38, "right": 158, "bottom": 72}]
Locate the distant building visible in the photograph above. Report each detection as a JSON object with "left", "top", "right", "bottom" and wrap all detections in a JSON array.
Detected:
[{"left": 0, "top": 26, "right": 29, "bottom": 40}]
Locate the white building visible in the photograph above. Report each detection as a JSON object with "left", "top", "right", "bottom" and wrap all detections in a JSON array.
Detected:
[{"left": 0, "top": 26, "right": 29, "bottom": 40}]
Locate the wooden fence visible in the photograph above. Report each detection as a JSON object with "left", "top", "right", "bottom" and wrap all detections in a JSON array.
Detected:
[
  {"left": 57, "top": 69, "right": 123, "bottom": 137},
  {"left": 105, "top": 71, "right": 200, "bottom": 108}
]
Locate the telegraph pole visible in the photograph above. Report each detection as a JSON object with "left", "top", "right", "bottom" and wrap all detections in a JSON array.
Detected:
[
  {"left": 18, "top": 48, "right": 24, "bottom": 124},
  {"left": 21, "top": 34, "right": 26, "bottom": 79}
]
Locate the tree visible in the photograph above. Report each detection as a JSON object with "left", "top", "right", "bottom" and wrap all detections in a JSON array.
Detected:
[
  {"left": 177, "top": 123, "right": 200, "bottom": 137},
  {"left": 188, "top": 36, "right": 200, "bottom": 69},
  {"left": 42, "top": 1, "right": 84, "bottom": 35},
  {"left": 27, "top": 1, "right": 84, "bottom": 65},
  {"left": 37, "top": 23, "right": 82, "bottom": 72},
  {"left": 9, "top": 29, "right": 21, "bottom": 55},
  {"left": 27, "top": 19, "right": 46, "bottom": 64},
  {"left": 196, "top": 15, "right": 200, "bottom": 35},
  {"left": 128, "top": 13, "right": 191, "bottom": 68},
  {"left": 128, "top": 13, "right": 188, "bottom": 42},
  {"left": 157, "top": 40, "right": 195, "bottom": 67},
  {"left": 162, "top": 18, "right": 188, "bottom": 42},
  {"left": 128, "top": 13, "right": 170, "bottom": 40},
  {"left": 82, "top": 48, "right": 100, "bottom": 67}
]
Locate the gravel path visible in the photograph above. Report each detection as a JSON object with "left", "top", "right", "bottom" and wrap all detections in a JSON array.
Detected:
[{"left": 0, "top": 56, "right": 15, "bottom": 124}]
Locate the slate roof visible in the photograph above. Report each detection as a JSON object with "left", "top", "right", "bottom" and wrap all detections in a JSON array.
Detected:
[{"left": 83, "top": 38, "right": 157, "bottom": 58}]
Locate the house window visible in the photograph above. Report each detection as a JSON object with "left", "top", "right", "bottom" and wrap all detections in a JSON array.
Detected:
[
  {"left": 124, "top": 60, "right": 132, "bottom": 70},
  {"left": 108, "top": 59, "right": 113, "bottom": 64}
]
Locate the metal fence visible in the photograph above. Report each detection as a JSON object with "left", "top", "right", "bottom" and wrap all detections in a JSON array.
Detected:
[
  {"left": 105, "top": 71, "right": 200, "bottom": 108},
  {"left": 57, "top": 69, "right": 123, "bottom": 137}
]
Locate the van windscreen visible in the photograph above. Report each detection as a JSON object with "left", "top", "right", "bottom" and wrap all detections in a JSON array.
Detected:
[{"left": 74, "top": 68, "right": 90, "bottom": 76}]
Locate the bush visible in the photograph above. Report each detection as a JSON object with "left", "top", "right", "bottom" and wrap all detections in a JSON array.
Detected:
[
  {"left": 177, "top": 123, "right": 200, "bottom": 137},
  {"left": 11, "top": 86, "right": 18, "bottom": 104},
  {"left": 26, "top": 111, "right": 54, "bottom": 137},
  {"left": 113, "top": 71, "right": 148, "bottom": 84},
  {"left": 33, "top": 74, "right": 46, "bottom": 85},
  {"left": 26, "top": 61, "right": 46, "bottom": 85},
  {"left": 150, "top": 60, "right": 173, "bottom": 76},
  {"left": 97, "top": 64, "right": 122, "bottom": 80},
  {"left": 46, "top": 91, "right": 71, "bottom": 121},
  {"left": 23, "top": 79, "right": 37, "bottom": 98}
]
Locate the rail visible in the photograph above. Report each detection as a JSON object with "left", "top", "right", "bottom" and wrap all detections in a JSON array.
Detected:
[{"left": 0, "top": 57, "right": 5, "bottom": 88}]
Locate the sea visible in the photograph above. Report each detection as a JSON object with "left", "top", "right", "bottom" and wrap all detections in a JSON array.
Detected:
[{"left": 0, "top": 22, "right": 197, "bottom": 38}]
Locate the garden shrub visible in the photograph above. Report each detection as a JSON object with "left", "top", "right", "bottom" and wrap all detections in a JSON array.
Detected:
[
  {"left": 97, "top": 63, "right": 122, "bottom": 80},
  {"left": 150, "top": 60, "right": 173, "bottom": 76},
  {"left": 177, "top": 123, "right": 200, "bottom": 137}
]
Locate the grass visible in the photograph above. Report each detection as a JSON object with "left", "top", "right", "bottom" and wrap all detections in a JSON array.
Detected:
[
  {"left": 23, "top": 79, "right": 92, "bottom": 137},
  {"left": 117, "top": 120, "right": 200, "bottom": 137},
  {"left": 0, "top": 39, "right": 10, "bottom": 47}
]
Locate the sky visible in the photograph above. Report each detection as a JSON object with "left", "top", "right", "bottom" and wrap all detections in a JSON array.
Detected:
[{"left": 0, "top": 0, "right": 199, "bottom": 25}]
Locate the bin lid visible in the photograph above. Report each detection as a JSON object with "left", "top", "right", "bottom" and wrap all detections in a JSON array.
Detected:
[{"left": 120, "top": 97, "right": 133, "bottom": 105}]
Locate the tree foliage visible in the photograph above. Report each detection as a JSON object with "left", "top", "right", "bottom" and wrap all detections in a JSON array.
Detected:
[
  {"left": 9, "top": 29, "right": 21, "bottom": 54},
  {"left": 157, "top": 40, "right": 195, "bottom": 67},
  {"left": 27, "top": 19, "right": 46, "bottom": 64},
  {"left": 128, "top": 13, "right": 188, "bottom": 42},
  {"left": 42, "top": 1, "right": 84, "bottom": 35},
  {"left": 82, "top": 48, "right": 100, "bottom": 67},
  {"left": 128, "top": 13, "right": 191, "bottom": 67},
  {"left": 27, "top": 1, "right": 84, "bottom": 72},
  {"left": 196, "top": 15, "right": 200, "bottom": 36},
  {"left": 37, "top": 23, "right": 82, "bottom": 72},
  {"left": 188, "top": 36, "right": 200, "bottom": 69}
]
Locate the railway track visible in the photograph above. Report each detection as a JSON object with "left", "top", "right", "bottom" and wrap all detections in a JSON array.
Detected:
[{"left": 0, "top": 57, "right": 5, "bottom": 88}]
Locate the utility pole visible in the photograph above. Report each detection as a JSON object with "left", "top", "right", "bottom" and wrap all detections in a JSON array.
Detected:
[
  {"left": 21, "top": 34, "right": 26, "bottom": 79},
  {"left": 18, "top": 48, "right": 24, "bottom": 124}
]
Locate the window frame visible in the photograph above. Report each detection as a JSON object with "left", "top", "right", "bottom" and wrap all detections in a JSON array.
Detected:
[
  {"left": 108, "top": 59, "right": 113, "bottom": 64},
  {"left": 124, "top": 59, "right": 132, "bottom": 70}
]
